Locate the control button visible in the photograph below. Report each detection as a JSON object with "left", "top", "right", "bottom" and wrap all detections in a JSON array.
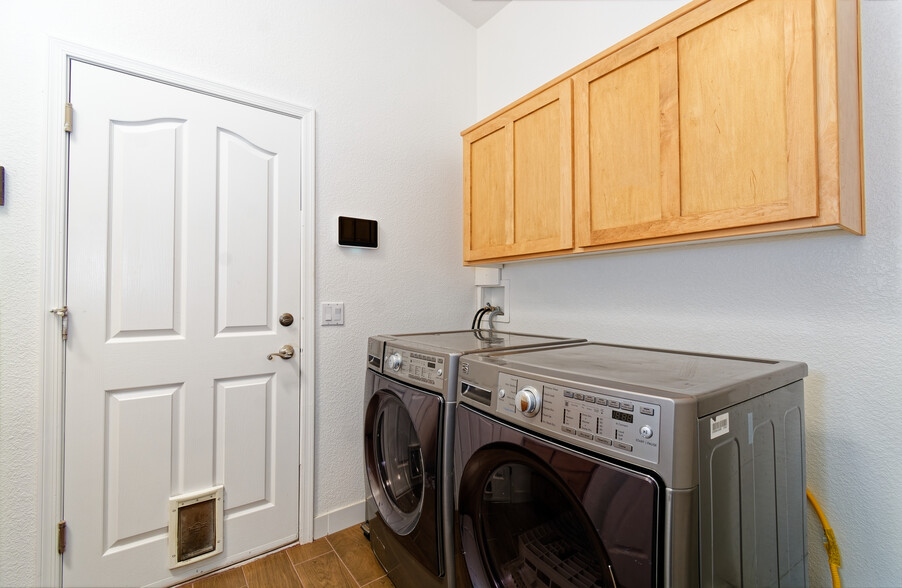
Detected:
[
  {"left": 620, "top": 402, "right": 634, "bottom": 412},
  {"left": 562, "top": 426, "right": 576, "bottom": 435},
  {"left": 640, "top": 425, "right": 654, "bottom": 439},
  {"left": 436, "top": 369, "right": 443, "bottom": 377},
  {"left": 613, "top": 441, "right": 633, "bottom": 452},
  {"left": 575, "top": 393, "right": 584, "bottom": 401},
  {"left": 386, "top": 352, "right": 403, "bottom": 371},
  {"left": 577, "top": 431, "right": 593, "bottom": 440},
  {"left": 564, "top": 390, "right": 574, "bottom": 398},
  {"left": 498, "top": 388, "right": 506, "bottom": 399},
  {"left": 596, "top": 437, "right": 613, "bottom": 446},
  {"left": 608, "top": 400, "right": 620, "bottom": 409},
  {"left": 584, "top": 396, "right": 596, "bottom": 404},
  {"left": 595, "top": 398, "right": 607, "bottom": 406},
  {"left": 640, "top": 407, "right": 655, "bottom": 416}
]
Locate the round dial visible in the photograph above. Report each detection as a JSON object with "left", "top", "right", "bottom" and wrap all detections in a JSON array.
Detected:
[
  {"left": 386, "top": 352, "right": 403, "bottom": 372},
  {"left": 516, "top": 386, "right": 541, "bottom": 417}
]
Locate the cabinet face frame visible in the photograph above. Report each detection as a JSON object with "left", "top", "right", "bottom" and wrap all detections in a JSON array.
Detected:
[
  {"left": 463, "top": 81, "right": 573, "bottom": 263},
  {"left": 573, "top": 0, "right": 821, "bottom": 249}
]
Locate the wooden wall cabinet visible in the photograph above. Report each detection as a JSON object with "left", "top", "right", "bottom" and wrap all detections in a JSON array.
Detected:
[
  {"left": 462, "top": 81, "right": 573, "bottom": 263},
  {"left": 461, "top": 0, "right": 862, "bottom": 265}
]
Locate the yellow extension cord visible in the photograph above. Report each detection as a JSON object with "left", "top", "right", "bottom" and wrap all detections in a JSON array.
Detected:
[{"left": 807, "top": 488, "right": 842, "bottom": 588}]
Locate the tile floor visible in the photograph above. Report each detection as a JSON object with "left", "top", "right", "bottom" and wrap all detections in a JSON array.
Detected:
[{"left": 178, "top": 525, "right": 394, "bottom": 588}]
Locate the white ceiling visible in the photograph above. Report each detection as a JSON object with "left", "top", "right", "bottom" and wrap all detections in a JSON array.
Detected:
[{"left": 435, "top": 0, "right": 511, "bottom": 27}]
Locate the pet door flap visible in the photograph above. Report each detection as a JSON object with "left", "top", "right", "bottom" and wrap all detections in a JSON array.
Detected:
[{"left": 168, "top": 486, "right": 223, "bottom": 568}]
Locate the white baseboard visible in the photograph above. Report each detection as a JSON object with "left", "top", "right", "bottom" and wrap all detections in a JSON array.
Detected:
[{"left": 312, "top": 500, "right": 366, "bottom": 540}]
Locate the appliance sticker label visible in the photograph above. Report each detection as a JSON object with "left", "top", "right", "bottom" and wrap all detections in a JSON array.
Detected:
[{"left": 710, "top": 413, "right": 730, "bottom": 439}]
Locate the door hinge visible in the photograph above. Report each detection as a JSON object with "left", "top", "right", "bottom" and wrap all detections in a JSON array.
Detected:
[
  {"left": 51, "top": 306, "right": 69, "bottom": 340},
  {"left": 64, "top": 103, "right": 73, "bottom": 133},
  {"left": 57, "top": 520, "right": 67, "bottom": 554}
]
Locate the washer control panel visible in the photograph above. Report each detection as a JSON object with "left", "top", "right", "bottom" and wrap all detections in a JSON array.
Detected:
[
  {"left": 383, "top": 344, "right": 446, "bottom": 393},
  {"left": 496, "top": 373, "right": 661, "bottom": 464}
]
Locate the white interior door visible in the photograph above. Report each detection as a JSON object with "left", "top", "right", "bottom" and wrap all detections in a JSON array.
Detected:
[{"left": 63, "top": 60, "right": 303, "bottom": 587}]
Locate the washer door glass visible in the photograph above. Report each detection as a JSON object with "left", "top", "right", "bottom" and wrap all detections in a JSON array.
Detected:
[{"left": 367, "top": 391, "right": 424, "bottom": 535}]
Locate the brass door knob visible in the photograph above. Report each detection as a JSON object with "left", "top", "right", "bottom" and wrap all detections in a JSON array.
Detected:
[{"left": 267, "top": 345, "right": 295, "bottom": 360}]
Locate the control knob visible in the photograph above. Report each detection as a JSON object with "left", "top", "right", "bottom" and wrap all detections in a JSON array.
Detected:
[
  {"left": 386, "top": 352, "right": 403, "bottom": 372},
  {"left": 516, "top": 386, "right": 541, "bottom": 417}
]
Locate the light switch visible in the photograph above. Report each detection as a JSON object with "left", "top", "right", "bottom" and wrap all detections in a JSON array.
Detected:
[{"left": 321, "top": 302, "right": 345, "bottom": 326}]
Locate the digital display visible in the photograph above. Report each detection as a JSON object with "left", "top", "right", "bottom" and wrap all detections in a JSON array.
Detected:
[
  {"left": 611, "top": 410, "right": 634, "bottom": 423},
  {"left": 338, "top": 216, "right": 378, "bottom": 248},
  {"left": 428, "top": 362, "right": 436, "bottom": 368}
]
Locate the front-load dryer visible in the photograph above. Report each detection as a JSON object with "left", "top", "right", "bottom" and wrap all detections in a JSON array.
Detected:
[
  {"left": 363, "top": 330, "right": 584, "bottom": 588},
  {"left": 455, "top": 342, "right": 809, "bottom": 587}
]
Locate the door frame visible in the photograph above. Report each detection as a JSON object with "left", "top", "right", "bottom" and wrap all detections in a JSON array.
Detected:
[{"left": 40, "top": 39, "right": 317, "bottom": 587}]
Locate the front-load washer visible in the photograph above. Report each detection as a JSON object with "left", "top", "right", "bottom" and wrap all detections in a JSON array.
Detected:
[
  {"left": 364, "top": 330, "right": 585, "bottom": 588},
  {"left": 455, "top": 342, "right": 809, "bottom": 587}
]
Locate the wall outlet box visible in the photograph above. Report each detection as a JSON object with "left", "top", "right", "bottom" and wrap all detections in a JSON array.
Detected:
[{"left": 478, "top": 279, "right": 509, "bottom": 324}]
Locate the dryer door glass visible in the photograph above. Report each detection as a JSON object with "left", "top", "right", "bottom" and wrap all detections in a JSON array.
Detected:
[
  {"left": 472, "top": 459, "right": 616, "bottom": 588},
  {"left": 456, "top": 422, "right": 660, "bottom": 587}
]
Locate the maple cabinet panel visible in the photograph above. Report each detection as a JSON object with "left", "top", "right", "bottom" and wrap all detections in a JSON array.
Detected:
[
  {"left": 468, "top": 127, "right": 507, "bottom": 252},
  {"left": 574, "top": 43, "right": 679, "bottom": 245},
  {"left": 463, "top": 81, "right": 573, "bottom": 263},
  {"left": 677, "top": 0, "right": 817, "bottom": 219},
  {"left": 574, "top": 0, "right": 822, "bottom": 249}
]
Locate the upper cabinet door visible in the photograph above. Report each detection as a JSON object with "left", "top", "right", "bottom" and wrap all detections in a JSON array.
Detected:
[
  {"left": 574, "top": 0, "right": 819, "bottom": 248},
  {"left": 463, "top": 81, "right": 573, "bottom": 263}
]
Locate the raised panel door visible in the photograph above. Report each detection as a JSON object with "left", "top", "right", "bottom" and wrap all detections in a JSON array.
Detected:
[{"left": 64, "top": 60, "right": 303, "bottom": 587}]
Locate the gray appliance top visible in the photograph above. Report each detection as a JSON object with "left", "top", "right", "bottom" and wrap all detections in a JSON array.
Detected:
[
  {"left": 369, "top": 330, "right": 584, "bottom": 397},
  {"left": 473, "top": 342, "right": 808, "bottom": 417},
  {"left": 382, "top": 330, "right": 582, "bottom": 354}
]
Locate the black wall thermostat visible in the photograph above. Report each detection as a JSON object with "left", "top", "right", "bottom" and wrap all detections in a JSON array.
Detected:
[{"left": 338, "top": 216, "right": 378, "bottom": 248}]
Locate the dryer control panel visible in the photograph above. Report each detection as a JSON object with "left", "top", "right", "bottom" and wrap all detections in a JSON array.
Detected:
[
  {"left": 495, "top": 373, "right": 661, "bottom": 464},
  {"left": 381, "top": 344, "right": 446, "bottom": 393}
]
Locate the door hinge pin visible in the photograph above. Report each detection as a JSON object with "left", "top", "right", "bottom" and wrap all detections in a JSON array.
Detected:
[
  {"left": 51, "top": 306, "right": 69, "bottom": 340},
  {"left": 57, "top": 520, "right": 67, "bottom": 554},
  {"left": 64, "top": 103, "right": 73, "bottom": 133}
]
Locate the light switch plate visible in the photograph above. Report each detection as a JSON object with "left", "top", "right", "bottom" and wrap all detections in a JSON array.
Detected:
[{"left": 321, "top": 302, "right": 344, "bottom": 326}]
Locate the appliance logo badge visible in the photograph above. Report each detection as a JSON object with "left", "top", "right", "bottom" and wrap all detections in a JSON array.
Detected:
[{"left": 461, "top": 362, "right": 470, "bottom": 375}]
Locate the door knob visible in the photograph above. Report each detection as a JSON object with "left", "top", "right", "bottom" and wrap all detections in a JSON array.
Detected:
[{"left": 267, "top": 345, "right": 295, "bottom": 360}]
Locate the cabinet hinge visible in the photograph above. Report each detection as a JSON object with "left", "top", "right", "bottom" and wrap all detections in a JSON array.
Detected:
[
  {"left": 64, "top": 103, "right": 73, "bottom": 133},
  {"left": 57, "top": 520, "right": 67, "bottom": 554},
  {"left": 51, "top": 306, "right": 69, "bottom": 340}
]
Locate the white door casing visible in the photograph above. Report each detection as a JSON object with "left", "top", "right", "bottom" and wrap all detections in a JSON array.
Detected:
[{"left": 40, "top": 43, "right": 316, "bottom": 588}]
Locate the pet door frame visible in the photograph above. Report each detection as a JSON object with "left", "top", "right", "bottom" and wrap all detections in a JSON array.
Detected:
[{"left": 168, "top": 486, "right": 224, "bottom": 568}]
